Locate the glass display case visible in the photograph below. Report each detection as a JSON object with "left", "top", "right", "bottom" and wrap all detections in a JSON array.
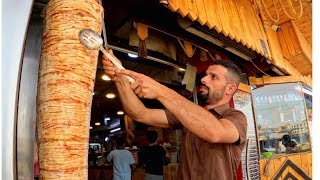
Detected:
[
  {"left": 302, "top": 84, "right": 312, "bottom": 144},
  {"left": 252, "top": 82, "right": 311, "bottom": 158}
]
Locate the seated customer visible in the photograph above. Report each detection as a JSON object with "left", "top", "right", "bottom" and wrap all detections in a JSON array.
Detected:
[
  {"left": 107, "top": 137, "right": 136, "bottom": 180},
  {"left": 140, "top": 131, "right": 171, "bottom": 180},
  {"left": 282, "top": 134, "right": 297, "bottom": 154}
]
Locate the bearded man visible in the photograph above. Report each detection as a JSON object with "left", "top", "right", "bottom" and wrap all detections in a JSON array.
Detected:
[{"left": 102, "top": 50, "right": 247, "bottom": 180}]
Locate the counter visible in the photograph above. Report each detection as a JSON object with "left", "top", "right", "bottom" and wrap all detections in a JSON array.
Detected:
[{"left": 88, "top": 163, "right": 179, "bottom": 180}]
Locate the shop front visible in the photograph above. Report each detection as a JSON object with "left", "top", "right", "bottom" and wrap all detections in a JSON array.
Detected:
[
  {"left": 249, "top": 79, "right": 312, "bottom": 180},
  {"left": 3, "top": 0, "right": 312, "bottom": 180}
]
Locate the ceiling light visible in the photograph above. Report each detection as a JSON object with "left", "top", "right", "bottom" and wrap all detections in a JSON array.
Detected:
[
  {"left": 106, "top": 93, "right": 115, "bottom": 99},
  {"left": 104, "top": 117, "right": 110, "bottom": 125},
  {"left": 105, "top": 137, "right": 109, "bottom": 141},
  {"left": 90, "top": 126, "right": 93, "bottom": 129},
  {"left": 179, "top": 68, "right": 186, "bottom": 71},
  {"left": 102, "top": 75, "right": 111, "bottom": 81},
  {"left": 110, "top": 127, "right": 121, "bottom": 133},
  {"left": 95, "top": 122, "right": 101, "bottom": 126},
  {"left": 128, "top": 53, "right": 138, "bottom": 58},
  {"left": 117, "top": 111, "right": 124, "bottom": 115}
]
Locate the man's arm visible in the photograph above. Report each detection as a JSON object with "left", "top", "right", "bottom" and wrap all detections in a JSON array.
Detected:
[
  {"left": 119, "top": 70, "right": 241, "bottom": 144},
  {"left": 130, "top": 163, "right": 136, "bottom": 172},
  {"left": 161, "top": 144, "right": 171, "bottom": 160},
  {"left": 102, "top": 51, "right": 169, "bottom": 128},
  {"left": 157, "top": 87, "right": 241, "bottom": 143},
  {"left": 106, "top": 151, "right": 113, "bottom": 163},
  {"left": 129, "top": 152, "right": 136, "bottom": 172},
  {"left": 113, "top": 77, "right": 170, "bottom": 128}
]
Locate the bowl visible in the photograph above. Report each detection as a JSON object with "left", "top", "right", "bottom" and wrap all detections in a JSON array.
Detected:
[{"left": 262, "top": 152, "right": 273, "bottom": 158}]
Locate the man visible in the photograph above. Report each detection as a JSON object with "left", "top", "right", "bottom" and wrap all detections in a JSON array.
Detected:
[
  {"left": 102, "top": 50, "right": 247, "bottom": 180},
  {"left": 140, "top": 131, "right": 171, "bottom": 180},
  {"left": 107, "top": 137, "right": 136, "bottom": 180}
]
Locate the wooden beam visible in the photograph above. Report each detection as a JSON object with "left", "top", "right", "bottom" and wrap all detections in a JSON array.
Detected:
[
  {"left": 291, "top": 20, "right": 312, "bottom": 64},
  {"left": 249, "top": 75, "right": 312, "bottom": 88},
  {"left": 238, "top": 83, "right": 251, "bottom": 93},
  {"left": 248, "top": 76, "right": 264, "bottom": 85},
  {"left": 262, "top": 75, "right": 303, "bottom": 84}
]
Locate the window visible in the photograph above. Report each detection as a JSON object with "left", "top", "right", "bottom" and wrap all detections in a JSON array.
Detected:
[{"left": 252, "top": 83, "right": 311, "bottom": 158}]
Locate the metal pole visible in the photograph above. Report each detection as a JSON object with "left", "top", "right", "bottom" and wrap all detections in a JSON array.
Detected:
[{"left": 108, "top": 45, "right": 186, "bottom": 69}]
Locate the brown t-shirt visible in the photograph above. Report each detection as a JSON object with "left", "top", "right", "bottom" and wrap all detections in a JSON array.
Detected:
[{"left": 165, "top": 104, "right": 247, "bottom": 180}]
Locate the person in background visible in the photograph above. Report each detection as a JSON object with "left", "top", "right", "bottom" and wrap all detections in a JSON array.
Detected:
[
  {"left": 282, "top": 134, "right": 297, "bottom": 154},
  {"left": 140, "top": 131, "right": 171, "bottom": 180},
  {"left": 107, "top": 137, "right": 136, "bottom": 180},
  {"left": 102, "top": 50, "right": 247, "bottom": 180}
]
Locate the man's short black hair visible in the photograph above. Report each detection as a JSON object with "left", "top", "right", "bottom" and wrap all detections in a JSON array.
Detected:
[
  {"left": 210, "top": 60, "right": 241, "bottom": 86},
  {"left": 116, "top": 137, "right": 126, "bottom": 147},
  {"left": 146, "top": 131, "right": 158, "bottom": 143}
]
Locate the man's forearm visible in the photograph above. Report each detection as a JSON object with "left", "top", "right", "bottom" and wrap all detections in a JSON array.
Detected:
[
  {"left": 113, "top": 77, "right": 170, "bottom": 128},
  {"left": 114, "top": 77, "right": 147, "bottom": 121},
  {"left": 156, "top": 86, "right": 224, "bottom": 142},
  {"left": 163, "top": 147, "right": 171, "bottom": 160}
]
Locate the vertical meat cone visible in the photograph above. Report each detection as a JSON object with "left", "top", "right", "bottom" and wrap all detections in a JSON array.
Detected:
[{"left": 37, "top": 0, "right": 102, "bottom": 179}]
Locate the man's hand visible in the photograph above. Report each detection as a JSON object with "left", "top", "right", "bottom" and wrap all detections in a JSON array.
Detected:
[
  {"left": 118, "top": 69, "right": 166, "bottom": 99},
  {"left": 160, "top": 143, "right": 172, "bottom": 160},
  {"left": 102, "top": 49, "right": 123, "bottom": 81}
]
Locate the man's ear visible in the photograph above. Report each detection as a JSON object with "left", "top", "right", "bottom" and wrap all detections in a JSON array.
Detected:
[{"left": 226, "top": 84, "right": 237, "bottom": 95}]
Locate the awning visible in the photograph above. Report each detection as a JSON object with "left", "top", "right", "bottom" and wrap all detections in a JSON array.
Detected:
[{"left": 167, "top": 0, "right": 271, "bottom": 59}]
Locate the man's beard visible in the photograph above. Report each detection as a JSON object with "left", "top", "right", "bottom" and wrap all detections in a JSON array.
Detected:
[
  {"left": 197, "top": 92, "right": 208, "bottom": 106},
  {"left": 197, "top": 85, "right": 226, "bottom": 106}
]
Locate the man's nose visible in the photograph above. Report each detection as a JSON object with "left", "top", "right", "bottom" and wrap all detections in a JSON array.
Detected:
[{"left": 201, "top": 75, "right": 208, "bottom": 84}]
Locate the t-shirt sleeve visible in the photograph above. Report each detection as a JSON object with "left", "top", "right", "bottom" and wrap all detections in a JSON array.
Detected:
[
  {"left": 223, "top": 109, "right": 247, "bottom": 146},
  {"left": 128, "top": 151, "right": 135, "bottom": 165},
  {"left": 164, "top": 109, "right": 182, "bottom": 129},
  {"left": 107, "top": 151, "right": 113, "bottom": 162}
]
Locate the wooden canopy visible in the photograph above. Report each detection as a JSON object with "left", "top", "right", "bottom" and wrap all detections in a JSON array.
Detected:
[
  {"left": 166, "top": 0, "right": 312, "bottom": 85},
  {"left": 168, "top": 0, "right": 271, "bottom": 59}
]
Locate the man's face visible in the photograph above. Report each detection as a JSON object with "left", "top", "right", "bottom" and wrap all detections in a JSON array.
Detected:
[{"left": 198, "top": 65, "right": 230, "bottom": 105}]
